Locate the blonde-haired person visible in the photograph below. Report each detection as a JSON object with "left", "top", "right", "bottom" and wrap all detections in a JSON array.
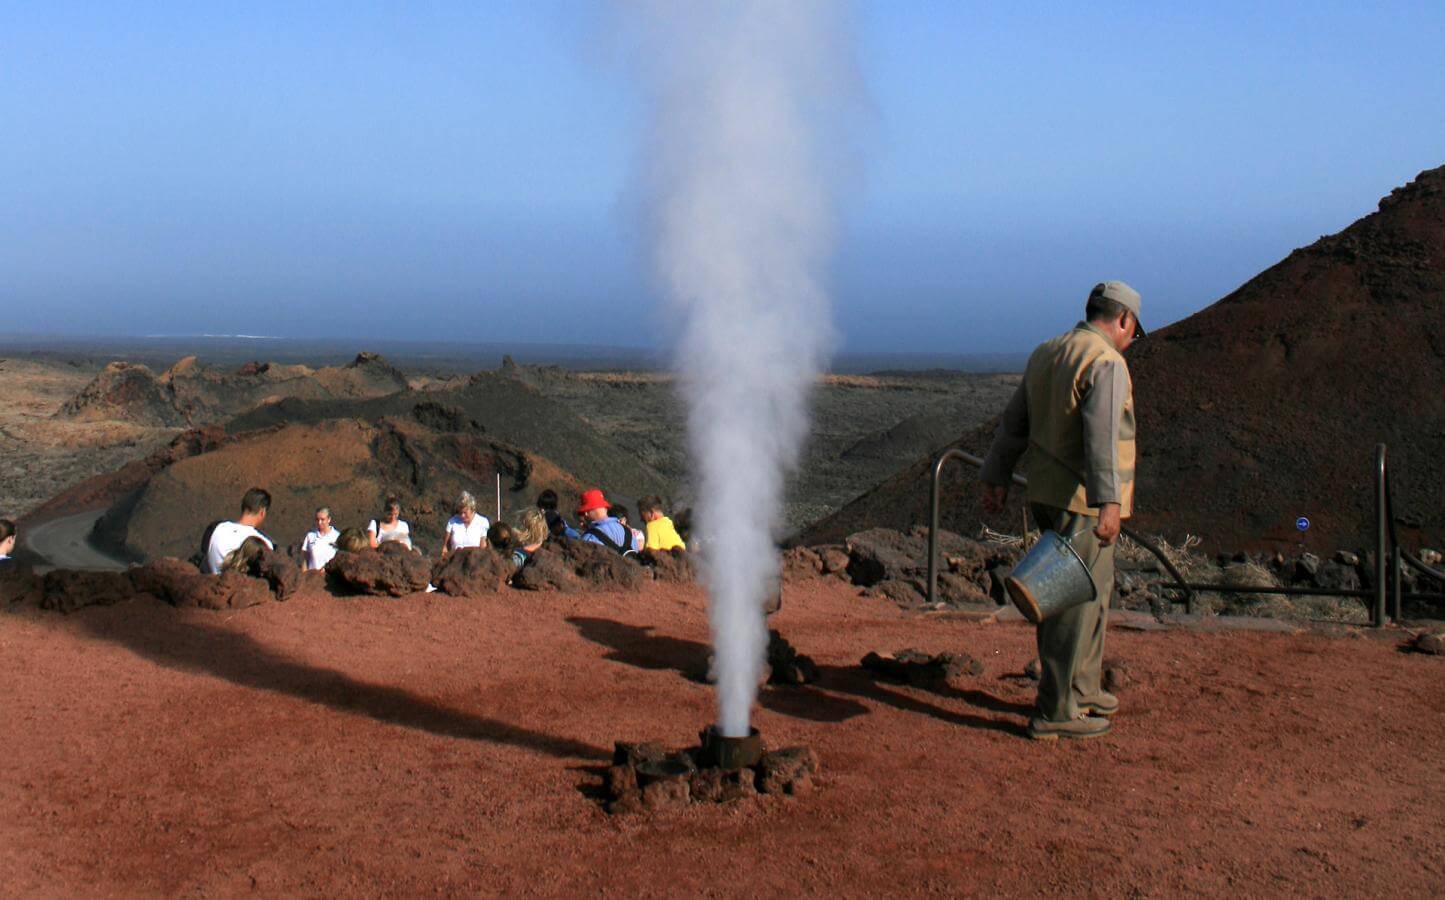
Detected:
[
  {"left": 510, "top": 507, "right": 547, "bottom": 572},
  {"left": 441, "top": 491, "right": 489, "bottom": 560}
]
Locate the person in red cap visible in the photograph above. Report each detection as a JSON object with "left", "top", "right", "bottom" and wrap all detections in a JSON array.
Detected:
[{"left": 576, "top": 488, "right": 640, "bottom": 555}]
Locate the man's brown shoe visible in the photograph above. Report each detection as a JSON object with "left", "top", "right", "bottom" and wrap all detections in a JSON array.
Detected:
[
  {"left": 1078, "top": 691, "right": 1119, "bottom": 717},
  {"left": 1027, "top": 714, "right": 1112, "bottom": 741}
]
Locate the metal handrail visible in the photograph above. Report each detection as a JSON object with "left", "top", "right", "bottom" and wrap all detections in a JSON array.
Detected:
[
  {"left": 924, "top": 448, "right": 1196, "bottom": 614},
  {"left": 925, "top": 442, "right": 1442, "bottom": 626}
]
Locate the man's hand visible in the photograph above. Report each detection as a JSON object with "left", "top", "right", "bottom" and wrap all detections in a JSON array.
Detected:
[
  {"left": 981, "top": 483, "right": 1008, "bottom": 516},
  {"left": 1094, "top": 503, "right": 1121, "bottom": 546}
]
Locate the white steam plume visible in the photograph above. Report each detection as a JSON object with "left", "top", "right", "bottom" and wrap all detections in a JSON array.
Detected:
[{"left": 620, "top": 2, "right": 858, "bottom": 737}]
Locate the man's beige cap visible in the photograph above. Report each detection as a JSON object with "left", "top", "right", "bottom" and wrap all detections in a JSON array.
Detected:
[{"left": 1090, "top": 280, "right": 1145, "bottom": 337}]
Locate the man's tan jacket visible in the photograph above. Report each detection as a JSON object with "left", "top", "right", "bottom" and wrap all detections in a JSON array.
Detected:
[{"left": 982, "top": 322, "right": 1136, "bottom": 518}]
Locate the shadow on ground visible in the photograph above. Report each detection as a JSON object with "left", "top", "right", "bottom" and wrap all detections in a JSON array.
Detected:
[
  {"left": 59, "top": 601, "right": 610, "bottom": 761},
  {"left": 566, "top": 615, "right": 1027, "bottom": 737}
]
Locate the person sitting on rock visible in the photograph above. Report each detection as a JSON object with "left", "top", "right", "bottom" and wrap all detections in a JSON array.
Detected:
[
  {"left": 537, "top": 489, "right": 579, "bottom": 540},
  {"left": 637, "top": 496, "right": 686, "bottom": 552},
  {"left": 577, "top": 489, "right": 640, "bottom": 555},
  {"left": 368, "top": 495, "right": 412, "bottom": 549},
  {"left": 441, "top": 491, "right": 489, "bottom": 560},
  {"left": 335, "top": 528, "right": 371, "bottom": 554},
  {"left": 0, "top": 518, "right": 15, "bottom": 562},
  {"left": 219, "top": 535, "right": 270, "bottom": 575},
  {"left": 511, "top": 508, "right": 547, "bottom": 572},
  {"left": 300, "top": 506, "right": 341, "bottom": 571},
  {"left": 205, "top": 488, "right": 275, "bottom": 575},
  {"left": 487, "top": 521, "right": 517, "bottom": 554},
  {"left": 608, "top": 503, "right": 647, "bottom": 552}
]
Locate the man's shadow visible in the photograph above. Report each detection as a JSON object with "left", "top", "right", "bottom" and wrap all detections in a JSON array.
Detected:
[
  {"left": 63, "top": 603, "right": 610, "bottom": 761},
  {"left": 566, "top": 616, "right": 1027, "bottom": 736}
]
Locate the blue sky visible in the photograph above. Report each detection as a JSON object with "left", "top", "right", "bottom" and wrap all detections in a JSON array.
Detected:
[{"left": 2, "top": 1, "right": 1441, "bottom": 354}]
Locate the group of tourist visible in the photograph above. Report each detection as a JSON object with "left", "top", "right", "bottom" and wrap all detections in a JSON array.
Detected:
[{"left": 201, "top": 485, "right": 687, "bottom": 577}]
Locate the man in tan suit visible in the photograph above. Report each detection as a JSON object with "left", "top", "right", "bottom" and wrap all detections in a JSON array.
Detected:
[{"left": 980, "top": 281, "right": 1144, "bottom": 740}]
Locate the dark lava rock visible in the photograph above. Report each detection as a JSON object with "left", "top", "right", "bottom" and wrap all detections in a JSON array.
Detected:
[
  {"left": 845, "top": 527, "right": 1019, "bottom": 608},
  {"left": 818, "top": 546, "right": 850, "bottom": 576},
  {"left": 40, "top": 569, "right": 137, "bottom": 613},
  {"left": 758, "top": 747, "right": 820, "bottom": 796},
  {"left": 862, "top": 648, "right": 982, "bottom": 688},
  {"left": 641, "top": 779, "right": 691, "bottom": 810},
  {"left": 254, "top": 549, "right": 302, "bottom": 601},
  {"left": 767, "top": 630, "right": 819, "bottom": 685},
  {"left": 431, "top": 547, "right": 510, "bottom": 597},
  {"left": 1411, "top": 632, "right": 1445, "bottom": 655},
  {"left": 1024, "top": 658, "right": 1042, "bottom": 681},
  {"left": 640, "top": 548, "right": 696, "bottom": 584},
  {"left": 183, "top": 572, "right": 276, "bottom": 610},
  {"left": 326, "top": 542, "right": 431, "bottom": 596},
  {"left": 512, "top": 539, "right": 642, "bottom": 593},
  {"left": 128, "top": 557, "right": 204, "bottom": 605},
  {"left": 718, "top": 769, "right": 759, "bottom": 802},
  {"left": 781, "top": 546, "right": 823, "bottom": 581},
  {"left": 1103, "top": 660, "right": 1135, "bottom": 692},
  {"left": 1335, "top": 550, "right": 1362, "bottom": 567},
  {"left": 1314, "top": 560, "right": 1362, "bottom": 592},
  {"left": 509, "top": 544, "right": 576, "bottom": 592},
  {"left": 605, "top": 765, "right": 638, "bottom": 796},
  {"left": 602, "top": 736, "right": 821, "bottom": 814},
  {"left": 613, "top": 740, "right": 668, "bottom": 769},
  {"left": 607, "top": 789, "right": 644, "bottom": 816},
  {"left": 0, "top": 563, "right": 43, "bottom": 607},
  {"left": 1294, "top": 553, "right": 1322, "bottom": 582},
  {"left": 688, "top": 768, "right": 725, "bottom": 803}
]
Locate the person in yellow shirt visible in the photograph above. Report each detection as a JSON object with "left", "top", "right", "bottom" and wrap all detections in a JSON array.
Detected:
[{"left": 638, "top": 496, "right": 686, "bottom": 551}]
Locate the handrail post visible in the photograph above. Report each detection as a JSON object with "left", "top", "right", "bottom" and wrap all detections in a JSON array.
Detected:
[
  {"left": 926, "top": 449, "right": 965, "bottom": 606},
  {"left": 1374, "top": 444, "right": 1388, "bottom": 628}
]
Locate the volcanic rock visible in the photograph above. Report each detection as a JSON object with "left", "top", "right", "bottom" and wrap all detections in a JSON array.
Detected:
[
  {"left": 181, "top": 572, "right": 276, "bottom": 610},
  {"left": 766, "top": 630, "right": 819, "bottom": 685},
  {"left": 1411, "top": 632, "right": 1445, "bottom": 656},
  {"left": 758, "top": 747, "right": 820, "bottom": 796},
  {"left": 862, "top": 648, "right": 983, "bottom": 688},
  {"left": 0, "top": 563, "right": 43, "bottom": 607},
  {"left": 512, "top": 539, "right": 643, "bottom": 593},
  {"left": 843, "top": 527, "right": 1017, "bottom": 608},
  {"left": 40, "top": 570, "right": 137, "bottom": 613},
  {"left": 1103, "top": 660, "right": 1137, "bottom": 692},
  {"left": 326, "top": 543, "right": 432, "bottom": 597},
  {"left": 640, "top": 548, "right": 696, "bottom": 583},
  {"left": 818, "top": 546, "right": 850, "bottom": 575},
  {"left": 127, "top": 557, "right": 205, "bottom": 604},
  {"left": 797, "top": 167, "right": 1445, "bottom": 553},
  {"left": 641, "top": 779, "right": 691, "bottom": 810},
  {"left": 601, "top": 737, "right": 821, "bottom": 814},
  {"left": 431, "top": 547, "right": 511, "bottom": 597},
  {"left": 781, "top": 546, "right": 824, "bottom": 581}
]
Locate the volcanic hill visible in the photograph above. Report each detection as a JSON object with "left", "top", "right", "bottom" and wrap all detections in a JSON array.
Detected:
[
  {"left": 57, "top": 352, "right": 411, "bottom": 427},
  {"left": 800, "top": 165, "right": 1445, "bottom": 553},
  {"left": 33, "top": 372, "right": 672, "bottom": 563}
]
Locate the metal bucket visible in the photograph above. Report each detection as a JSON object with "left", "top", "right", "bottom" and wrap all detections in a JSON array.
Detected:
[{"left": 1004, "top": 526, "right": 1097, "bottom": 624}]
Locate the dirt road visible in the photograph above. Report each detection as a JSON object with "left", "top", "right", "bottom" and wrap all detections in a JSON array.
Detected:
[{"left": 20, "top": 509, "right": 128, "bottom": 570}]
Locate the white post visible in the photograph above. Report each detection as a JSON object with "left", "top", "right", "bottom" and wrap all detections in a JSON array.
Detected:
[{"left": 495, "top": 473, "right": 501, "bottom": 522}]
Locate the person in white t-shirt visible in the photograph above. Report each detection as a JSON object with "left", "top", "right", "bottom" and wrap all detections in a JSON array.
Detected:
[
  {"left": 300, "top": 506, "right": 341, "bottom": 571},
  {"left": 205, "top": 487, "right": 275, "bottom": 574},
  {"left": 368, "top": 495, "right": 412, "bottom": 549},
  {"left": 441, "top": 491, "right": 489, "bottom": 559},
  {"left": 0, "top": 518, "right": 15, "bottom": 562}
]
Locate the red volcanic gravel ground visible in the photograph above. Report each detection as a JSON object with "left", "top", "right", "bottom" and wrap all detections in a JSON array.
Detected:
[{"left": 2, "top": 578, "right": 1442, "bottom": 896}]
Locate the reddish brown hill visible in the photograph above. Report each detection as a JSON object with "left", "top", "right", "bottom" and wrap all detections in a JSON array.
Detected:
[
  {"left": 84, "top": 417, "right": 587, "bottom": 562},
  {"left": 801, "top": 166, "right": 1445, "bottom": 552}
]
